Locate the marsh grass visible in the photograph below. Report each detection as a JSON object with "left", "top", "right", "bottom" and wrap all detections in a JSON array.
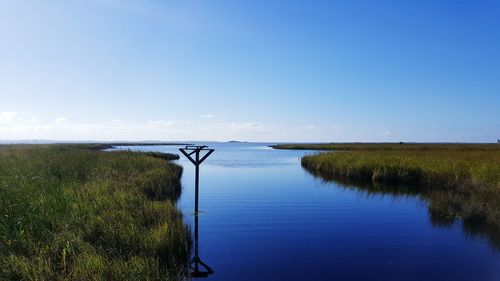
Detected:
[
  {"left": 272, "top": 142, "right": 500, "bottom": 152},
  {"left": 296, "top": 143, "right": 500, "bottom": 249},
  {"left": 300, "top": 148, "right": 500, "bottom": 188},
  {"left": 0, "top": 145, "right": 189, "bottom": 280}
]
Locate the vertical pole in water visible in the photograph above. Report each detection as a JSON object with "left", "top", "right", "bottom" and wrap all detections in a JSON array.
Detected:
[
  {"left": 178, "top": 145, "right": 215, "bottom": 278},
  {"left": 194, "top": 150, "right": 200, "bottom": 263},
  {"left": 194, "top": 205, "right": 199, "bottom": 270},
  {"left": 195, "top": 150, "right": 200, "bottom": 215}
]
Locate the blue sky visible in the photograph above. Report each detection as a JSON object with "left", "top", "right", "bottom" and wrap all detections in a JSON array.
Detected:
[{"left": 1, "top": 0, "right": 499, "bottom": 142}]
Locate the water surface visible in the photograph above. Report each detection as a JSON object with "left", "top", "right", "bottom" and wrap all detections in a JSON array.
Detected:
[{"left": 117, "top": 142, "right": 500, "bottom": 281}]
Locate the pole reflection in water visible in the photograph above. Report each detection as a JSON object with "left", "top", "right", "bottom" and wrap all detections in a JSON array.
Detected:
[
  {"left": 189, "top": 212, "right": 214, "bottom": 278},
  {"left": 179, "top": 145, "right": 215, "bottom": 279}
]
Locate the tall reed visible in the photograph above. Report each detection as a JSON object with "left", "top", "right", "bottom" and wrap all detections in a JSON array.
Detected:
[{"left": 0, "top": 145, "right": 190, "bottom": 280}]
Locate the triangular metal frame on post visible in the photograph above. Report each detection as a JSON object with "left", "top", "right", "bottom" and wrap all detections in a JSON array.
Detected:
[
  {"left": 179, "top": 145, "right": 214, "bottom": 216},
  {"left": 179, "top": 145, "right": 215, "bottom": 278}
]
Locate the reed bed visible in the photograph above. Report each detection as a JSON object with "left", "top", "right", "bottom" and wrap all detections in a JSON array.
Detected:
[
  {"left": 301, "top": 149, "right": 500, "bottom": 188},
  {"left": 273, "top": 142, "right": 500, "bottom": 152},
  {"left": 0, "top": 145, "right": 189, "bottom": 280}
]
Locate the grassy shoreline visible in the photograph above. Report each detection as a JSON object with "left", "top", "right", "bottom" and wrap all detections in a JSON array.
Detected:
[
  {"left": 86, "top": 143, "right": 193, "bottom": 150},
  {"left": 274, "top": 143, "right": 500, "bottom": 189},
  {"left": 274, "top": 143, "right": 500, "bottom": 191},
  {"left": 301, "top": 149, "right": 500, "bottom": 189},
  {"left": 275, "top": 143, "right": 500, "bottom": 248},
  {"left": 272, "top": 142, "right": 500, "bottom": 151},
  {"left": 0, "top": 144, "right": 189, "bottom": 280}
]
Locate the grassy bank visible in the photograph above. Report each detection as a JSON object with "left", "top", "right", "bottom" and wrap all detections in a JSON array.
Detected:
[
  {"left": 301, "top": 147, "right": 500, "bottom": 188},
  {"left": 272, "top": 142, "right": 500, "bottom": 151},
  {"left": 84, "top": 143, "right": 193, "bottom": 151},
  {"left": 280, "top": 143, "right": 500, "bottom": 248},
  {"left": 0, "top": 145, "right": 189, "bottom": 280}
]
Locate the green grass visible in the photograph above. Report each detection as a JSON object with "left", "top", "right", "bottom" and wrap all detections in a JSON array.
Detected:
[
  {"left": 299, "top": 145, "right": 500, "bottom": 188},
  {"left": 277, "top": 143, "right": 500, "bottom": 248},
  {"left": 272, "top": 142, "right": 500, "bottom": 151},
  {"left": 0, "top": 144, "right": 190, "bottom": 280}
]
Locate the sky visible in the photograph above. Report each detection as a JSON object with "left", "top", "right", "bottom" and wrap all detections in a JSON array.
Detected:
[{"left": 0, "top": 0, "right": 499, "bottom": 142}]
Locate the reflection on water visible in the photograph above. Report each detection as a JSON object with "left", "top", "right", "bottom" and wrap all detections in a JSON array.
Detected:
[
  {"left": 116, "top": 143, "right": 500, "bottom": 281},
  {"left": 304, "top": 167, "right": 500, "bottom": 250},
  {"left": 189, "top": 212, "right": 214, "bottom": 278},
  {"left": 178, "top": 145, "right": 215, "bottom": 278}
]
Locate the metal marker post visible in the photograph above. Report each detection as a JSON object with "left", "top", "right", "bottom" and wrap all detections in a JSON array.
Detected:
[
  {"left": 179, "top": 145, "right": 215, "bottom": 278},
  {"left": 179, "top": 145, "right": 214, "bottom": 215}
]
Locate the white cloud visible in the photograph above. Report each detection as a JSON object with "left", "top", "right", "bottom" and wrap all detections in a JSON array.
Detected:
[
  {"left": 0, "top": 112, "right": 20, "bottom": 124},
  {"left": 147, "top": 120, "right": 193, "bottom": 128},
  {"left": 0, "top": 111, "right": 494, "bottom": 142},
  {"left": 0, "top": 111, "right": 344, "bottom": 142},
  {"left": 382, "top": 130, "right": 395, "bottom": 137},
  {"left": 55, "top": 117, "right": 69, "bottom": 124},
  {"left": 200, "top": 114, "right": 214, "bottom": 119},
  {"left": 304, "top": 124, "right": 320, "bottom": 130},
  {"left": 1, "top": 112, "right": 17, "bottom": 119},
  {"left": 202, "top": 122, "right": 270, "bottom": 133}
]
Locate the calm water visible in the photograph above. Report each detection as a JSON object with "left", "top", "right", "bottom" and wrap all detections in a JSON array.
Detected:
[{"left": 117, "top": 143, "right": 500, "bottom": 281}]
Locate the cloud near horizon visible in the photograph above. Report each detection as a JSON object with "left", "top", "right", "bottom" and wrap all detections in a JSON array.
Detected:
[
  {"left": 0, "top": 111, "right": 342, "bottom": 142},
  {"left": 1, "top": 111, "right": 498, "bottom": 143}
]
